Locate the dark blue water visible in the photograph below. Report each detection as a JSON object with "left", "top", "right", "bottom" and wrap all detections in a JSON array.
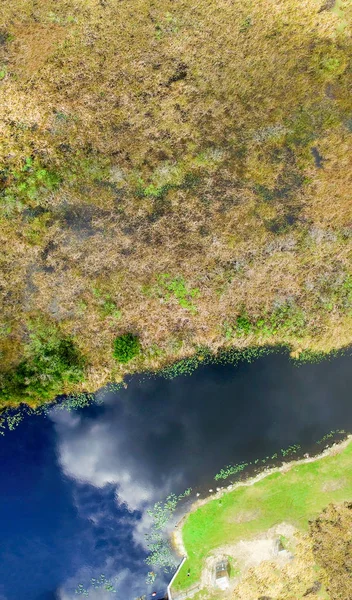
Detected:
[{"left": 1, "top": 350, "right": 352, "bottom": 600}]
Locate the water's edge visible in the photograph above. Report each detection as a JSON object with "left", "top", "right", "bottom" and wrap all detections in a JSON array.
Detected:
[{"left": 170, "top": 434, "right": 352, "bottom": 585}]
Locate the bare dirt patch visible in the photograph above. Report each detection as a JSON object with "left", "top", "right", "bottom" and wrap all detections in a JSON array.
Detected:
[
  {"left": 199, "top": 523, "right": 295, "bottom": 592},
  {"left": 321, "top": 478, "right": 347, "bottom": 492},
  {"left": 226, "top": 508, "right": 262, "bottom": 524}
]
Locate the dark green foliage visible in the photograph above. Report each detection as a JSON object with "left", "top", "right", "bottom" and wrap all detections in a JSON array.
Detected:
[
  {"left": 287, "top": 108, "right": 317, "bottom": 147},
  {"left": 235, "top": 314, "right": 254, "bottom": 335},
  {"left": 136, "top": 171, "right": 200, "bottom": 201},
  {"left": 113, "top": 333, "right": 140, "bottom": 363},
  {"left": 0, "top": 327, "right": 85, "bottom": 404},
  {"left": 266, "top": 213, "right": 297, "bottom": 234},
  {"left": 255, "top": 184, "right": 275, "bottom": 203}
]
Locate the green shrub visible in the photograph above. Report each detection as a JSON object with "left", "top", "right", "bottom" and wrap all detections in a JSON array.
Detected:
[
  {"left": 235, "top": 314, "right": 254, "bottom": 335},
  {"left": 265, "top": 302, "right": 306, "bottom": 335},
  {"left": 234, "top": 302, "right": 306, "bottom": 339},
  {"left": 113, "top": 333, "right": 140, "bottom": 363},
  {"left": 0, "top": 327, "right": 85, "bottom": 404}
]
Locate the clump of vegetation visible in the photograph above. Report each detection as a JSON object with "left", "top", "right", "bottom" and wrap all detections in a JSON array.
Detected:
[
  {"left": 6, "top": 412, "right": 23, "bottom": 430},
  {"left": 146, "top": 571, "right": 157, "bottom": 585},
  {"left": 156, "top": 274, "right": 200, "bottom": 313},
  {"left": 145, "top": 488, "right": 191, "bottom": 572},
  {"left": 75, "top": 574, "right": 117, "bottom": 597},
  {"left": 235, "top": 314, "right": 254, "bottom": 336},
  {"left": 214, "top": 442, "right": 303, "bottom": 481},
  {"left": 1, "top": 157, "right": 60, "bottom": 217},
  {"left": 281, "top": 443, "right": 301, "bottom": 457},
  {"left": 215, "top": 462, "right": 248, "bottom": 481},
  {"left": 0, "top": 324, "right": 85, "bottom": 405},
  {"left": 113, "top": 333, "right": 140, "bottom": 363},
  {"left": 92, "top": 288, "right": 121, "bottom": 320},
  {"left": 228, "top": 302, "right": 307, "bottom": 340},
  {"left": 316, "top": 429, "right": 346, "bottom": 445},
  {"left": 160, "top": 346, "right": 270, "bottom": 380}
]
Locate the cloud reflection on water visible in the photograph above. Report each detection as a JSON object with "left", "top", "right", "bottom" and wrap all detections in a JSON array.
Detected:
[
  {"left": 50, "top": 396, "right": 182, "bottom": 599},
  {"left": 49, "top": 351, "right": 352, "bottom": 598}
]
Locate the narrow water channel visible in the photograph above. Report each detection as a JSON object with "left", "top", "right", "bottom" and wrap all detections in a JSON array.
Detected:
[{"left": 1, "top": 349, "right": 352, "bottom": 600}]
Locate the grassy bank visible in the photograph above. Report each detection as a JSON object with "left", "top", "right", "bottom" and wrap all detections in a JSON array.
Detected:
[
  {"left": 0, "top": 0, "right": 352, "bottom": 407},
  {"left": 172, "top": 438, "right": 352, "bottom": 593}
]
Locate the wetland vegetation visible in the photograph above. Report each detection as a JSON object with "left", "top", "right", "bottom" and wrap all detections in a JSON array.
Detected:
[{"left": 0, "top": 0, "right": 351, "bottom": 408}]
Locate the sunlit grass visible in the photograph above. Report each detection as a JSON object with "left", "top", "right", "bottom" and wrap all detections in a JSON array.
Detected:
[{"left": 173, "top": 441, "right": 352, "bottom": 591}]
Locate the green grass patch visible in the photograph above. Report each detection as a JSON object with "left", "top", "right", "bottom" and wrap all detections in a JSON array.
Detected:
[
  {"left": 92, "top": 287, "right": 122, "bottom": 320},
  {"left": 0, "top": 157, "right": 60, "bottom": 217},
  {"left": 134, "top": 151, "right": 222, "bottom": 199},
  {"left": 155, "top": 274, "right": 200, "bottom": 313},
  {"left": 173, "top": 440, "right": 352, "bottom": 592}
]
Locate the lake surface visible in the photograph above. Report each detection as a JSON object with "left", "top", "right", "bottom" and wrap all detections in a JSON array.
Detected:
[{"left": 1, "top": 349, "right": 352, "bottom": 600}]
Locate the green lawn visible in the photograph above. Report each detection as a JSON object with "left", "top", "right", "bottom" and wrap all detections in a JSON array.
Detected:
[{"left": 172, "top": 440, "right": 352, "bottom": 592}]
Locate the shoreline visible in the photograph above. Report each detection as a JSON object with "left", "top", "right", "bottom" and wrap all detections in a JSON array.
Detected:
[
  {"left": 2, "top": 343, "right": 351, "bottom": 418},
  {"left": 171, "top": 434, "right": 352, "bottom": 558}
]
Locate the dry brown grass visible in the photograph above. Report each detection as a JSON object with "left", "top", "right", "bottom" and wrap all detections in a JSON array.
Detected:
[
  {"left": 0, "top": 0, "right": 351, "bottom": 405},
  {"left": 233, "top": 531, "right": 328, "bottom": 600},
  {"left": 310, "top": 502, "right": 352, "bottom": 600}
]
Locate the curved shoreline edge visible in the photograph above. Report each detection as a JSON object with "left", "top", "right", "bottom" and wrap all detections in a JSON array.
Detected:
[{"left": 169, "top": 434, "right": 352, "bottom": 595}]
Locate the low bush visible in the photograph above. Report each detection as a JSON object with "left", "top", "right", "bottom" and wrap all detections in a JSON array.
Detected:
[{"left": 113, "top": 333, "right": 140, "bottom": 363}]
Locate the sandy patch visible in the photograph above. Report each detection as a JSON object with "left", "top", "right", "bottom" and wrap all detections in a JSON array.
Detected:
[
  {"left": 227, "top": 508, "right": 261, "bottom": 524},
  {"left": 321, "top": 477, "right": 347, "bottom": 492},
  {"left": 199, "top": 523, "right": 295, "bottom": 591}
]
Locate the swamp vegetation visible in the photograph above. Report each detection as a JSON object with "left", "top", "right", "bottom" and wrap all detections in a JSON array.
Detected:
[{"left": 0, "top": 0, "right": 351, "bottom": 407}]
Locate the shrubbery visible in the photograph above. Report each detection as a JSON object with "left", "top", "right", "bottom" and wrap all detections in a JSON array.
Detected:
[
  {"left": 0, "top": 327, "right": 85, "bottom": 405},
  {"left": 113, "top": 333, "right": 140, "bottom": 363}
]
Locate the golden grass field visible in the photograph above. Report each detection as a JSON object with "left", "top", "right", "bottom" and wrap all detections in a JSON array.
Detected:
[{"left": 0, "top": 0, "right": 351, "bottom": 406}]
